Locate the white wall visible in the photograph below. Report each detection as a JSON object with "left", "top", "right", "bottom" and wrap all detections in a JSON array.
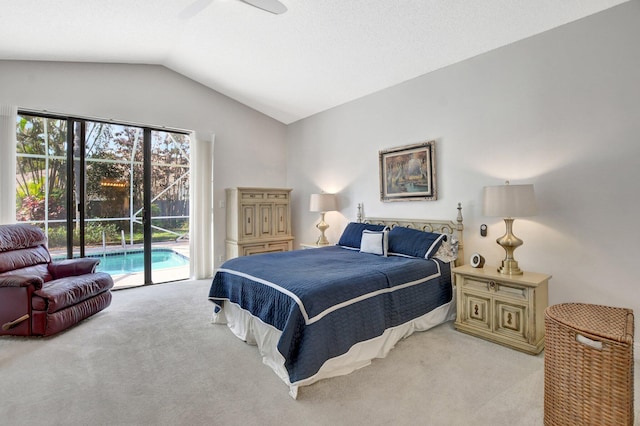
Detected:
[
  {"left": 287, "top": 1, "right": 640, "bottom": 354},
  {"left": 0, "top": 60, "right": 288, "bottom": 269}
]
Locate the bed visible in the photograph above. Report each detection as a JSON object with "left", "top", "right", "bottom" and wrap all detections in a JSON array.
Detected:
[{"left": 209, "top": 203, "right": 464, "bottom": 398}]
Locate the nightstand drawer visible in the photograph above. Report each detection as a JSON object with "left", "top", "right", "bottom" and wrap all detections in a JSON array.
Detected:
[
  {"left": 461, "top": 276, "right": 528, "bottom": 301},
  {"left": 495, "top": 283, "right": 527, "bottom": 301}
]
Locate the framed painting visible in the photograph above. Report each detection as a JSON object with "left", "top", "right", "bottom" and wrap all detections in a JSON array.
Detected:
[{"left": 379, "top": 140, "right": 437, "bottom": 202}]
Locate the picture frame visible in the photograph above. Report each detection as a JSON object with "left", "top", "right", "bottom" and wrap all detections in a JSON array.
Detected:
[{"left": 379, "top": 140, "right": 437, "bottom": 202}]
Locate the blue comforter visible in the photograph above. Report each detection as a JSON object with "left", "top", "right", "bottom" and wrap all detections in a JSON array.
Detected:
[{"left": 209, "top": 246, "right": 452, "bottom": 383}]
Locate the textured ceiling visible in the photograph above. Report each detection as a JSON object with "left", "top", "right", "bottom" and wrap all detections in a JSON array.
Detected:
[{"left": 0, "top": 0, "right": 628, "bottom": 124}]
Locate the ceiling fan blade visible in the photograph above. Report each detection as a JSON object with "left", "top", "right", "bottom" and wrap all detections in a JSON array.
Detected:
[{"left": 240, "top": 0, "right": 287, "bottom": 15}]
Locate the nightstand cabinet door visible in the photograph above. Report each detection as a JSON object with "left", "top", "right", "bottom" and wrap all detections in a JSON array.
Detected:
[
  {"left": 463, "top": 292, "right": 491, "bottom": 330},
  {"left": 453, "top": 265, "right": 550, "bottom": 355},
  {"left": 495, "top": 300, "right": 527, "bottom": 341}
]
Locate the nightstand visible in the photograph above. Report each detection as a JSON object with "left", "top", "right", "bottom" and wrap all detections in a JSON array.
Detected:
[{"left": 452, "top": 264, "right": 551, "bottom": 354}]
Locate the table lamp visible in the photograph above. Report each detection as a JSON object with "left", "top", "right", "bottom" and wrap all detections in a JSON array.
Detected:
[
  {"left": 309, "top": 193, "right": 337, "bottom": 246},
  {"left": 483, "top": 181, "right": 537, "bottom": 275}
]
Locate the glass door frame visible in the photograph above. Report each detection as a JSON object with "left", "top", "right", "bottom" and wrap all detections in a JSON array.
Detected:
[
  {"left": 143, "top": 127, "right": 152, "bottom": 285},
  {"left": 17, "top": 111, "right": 190, "bottom": 287}
]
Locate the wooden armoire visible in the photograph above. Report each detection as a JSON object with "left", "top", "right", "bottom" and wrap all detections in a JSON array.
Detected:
[{"left": 225, "top": 187, "right": 293, "bottom": 259}]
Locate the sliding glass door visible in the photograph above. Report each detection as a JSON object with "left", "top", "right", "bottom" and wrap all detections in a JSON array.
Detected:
[
  {"left": 78, "top": 121, "right": 146, "bottom": 286},
  {"left": 16, "top": 113, "right": 190, "bottom": 288},
  {"left": 149, "top": 130, "right": 190, "bottom": 284}
]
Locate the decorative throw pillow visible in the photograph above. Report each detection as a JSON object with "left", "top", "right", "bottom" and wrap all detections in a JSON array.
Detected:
[
  {"left": 387, "top": 226, "right": 447, "bottom": 259},
  {"left": 359, "top": 229, "right": 389, "bottom": 256},
  {"left": 338, "top": 222, "right": 387, "bottom": 249},
  {"left": 432, "top": 234, "right": 459, "bottom": 263}
]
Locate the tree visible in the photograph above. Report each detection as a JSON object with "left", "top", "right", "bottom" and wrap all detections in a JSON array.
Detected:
[{"left": 16, "top": 116, "right": 67, "bottom": 221}]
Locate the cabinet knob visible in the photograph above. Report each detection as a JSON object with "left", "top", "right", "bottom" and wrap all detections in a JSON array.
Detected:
[{"left": 487, "top": 280, "right": 496, "bottom": 291}]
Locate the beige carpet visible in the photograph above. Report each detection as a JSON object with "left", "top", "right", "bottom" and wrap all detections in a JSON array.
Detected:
[{"left": 1, "top": 279, "right": 638, "bottom": 426}]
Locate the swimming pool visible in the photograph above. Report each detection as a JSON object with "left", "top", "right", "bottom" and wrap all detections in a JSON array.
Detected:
[{"left": 91, "top": 249, "right": 189, "bottom": 275}]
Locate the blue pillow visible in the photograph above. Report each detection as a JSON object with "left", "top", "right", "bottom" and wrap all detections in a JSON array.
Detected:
[
  {"left": 338, "top": 222, "right": 387, "bottom": 249},
  {"left": 387, "top": 226, "right": 447, "bottom": 259}
]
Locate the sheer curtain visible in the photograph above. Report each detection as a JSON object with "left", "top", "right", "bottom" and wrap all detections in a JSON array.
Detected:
[
  {"left": 0, "top": 105, "right": 17, "bottom": 225},
  {"left": 189, "top": 131, "right": 215, "bottom": 279}
]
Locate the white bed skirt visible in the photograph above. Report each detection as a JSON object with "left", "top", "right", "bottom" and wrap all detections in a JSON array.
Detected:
[{"left": 211, "top": 298, "right": 456, "bottom": 399}]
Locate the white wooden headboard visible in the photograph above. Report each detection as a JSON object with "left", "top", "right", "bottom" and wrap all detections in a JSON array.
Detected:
[{"left": 357, "top": 203, "right": 464, "bottom": 266}]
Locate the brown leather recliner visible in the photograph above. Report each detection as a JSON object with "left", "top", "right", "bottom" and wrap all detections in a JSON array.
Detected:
[{"left": 0, "top": 224, "right": 114, "bottom": 336}]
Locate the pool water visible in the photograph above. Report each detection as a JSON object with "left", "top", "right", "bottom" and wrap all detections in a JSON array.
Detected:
[{"left": 92, "top": 250, "right": 189, "bottom": 275}]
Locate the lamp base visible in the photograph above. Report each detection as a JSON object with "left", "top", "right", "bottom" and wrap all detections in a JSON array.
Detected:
[
  {"left": 498, "top": 259, "right": 523, "bottom": 275},
  {"left": 497, "top": 217, "right": 524, "bottom": 275},
  {"left": 315, "top": 236, "right": 330, "bottom": 246},
  {"left": 316, "top": 212, "right": 330, "bottom": 246}
]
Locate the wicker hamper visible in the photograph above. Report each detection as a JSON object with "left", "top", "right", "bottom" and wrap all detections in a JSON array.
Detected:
[{"left": 544, "top": 303, "right": 634, "bottom": 425}]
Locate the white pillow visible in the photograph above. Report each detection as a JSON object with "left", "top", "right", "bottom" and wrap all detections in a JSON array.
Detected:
[{"left": 360, "top": 229, "right": 389, "bottom": 256}]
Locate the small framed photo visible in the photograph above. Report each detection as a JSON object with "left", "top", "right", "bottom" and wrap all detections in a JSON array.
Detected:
[{"left": 379, "top": 140, "right": 437, "bottom": 202}]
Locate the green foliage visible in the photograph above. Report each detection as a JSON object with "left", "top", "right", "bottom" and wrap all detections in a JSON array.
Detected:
[
  {"left": 85, "top": 223, "right": 119, "bottom": 245},
  {"left": 47, "top": 223, "right": 119, "bottom": 248},
  {"left": 16, "top": 177, "right": 66, "bottom": 221},
  {"left": 46, "top": 226, "right": 67, "bottom": 248}
]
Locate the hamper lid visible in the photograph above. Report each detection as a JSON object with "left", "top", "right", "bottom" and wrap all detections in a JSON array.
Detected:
[{"left": 545, "top": 303, "right": 634, "bottom": 344}]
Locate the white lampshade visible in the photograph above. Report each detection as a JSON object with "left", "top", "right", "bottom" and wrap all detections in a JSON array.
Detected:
[
  {"left": 483, "top": 183, "right": 536, "bottom": 218},
  {"left": 309, "top": 193, "right": 337, "bottom": 212}
]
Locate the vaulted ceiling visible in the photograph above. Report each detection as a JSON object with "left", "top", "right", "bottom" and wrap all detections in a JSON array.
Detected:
[{"left": 0, "top": 0, "right": 628, "bottom": 124}]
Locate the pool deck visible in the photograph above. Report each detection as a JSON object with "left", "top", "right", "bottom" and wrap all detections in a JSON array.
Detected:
[{"left": 49, "top": 241, "right": 191, "bottom": 289}]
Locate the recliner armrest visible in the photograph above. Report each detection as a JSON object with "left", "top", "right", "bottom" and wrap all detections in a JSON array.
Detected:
[
  {"left": 0, "top": 275, "right": 44, "bottom": 290},
  {"left": 48, "top": 258, "right": 100, "bottom": 279}
]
